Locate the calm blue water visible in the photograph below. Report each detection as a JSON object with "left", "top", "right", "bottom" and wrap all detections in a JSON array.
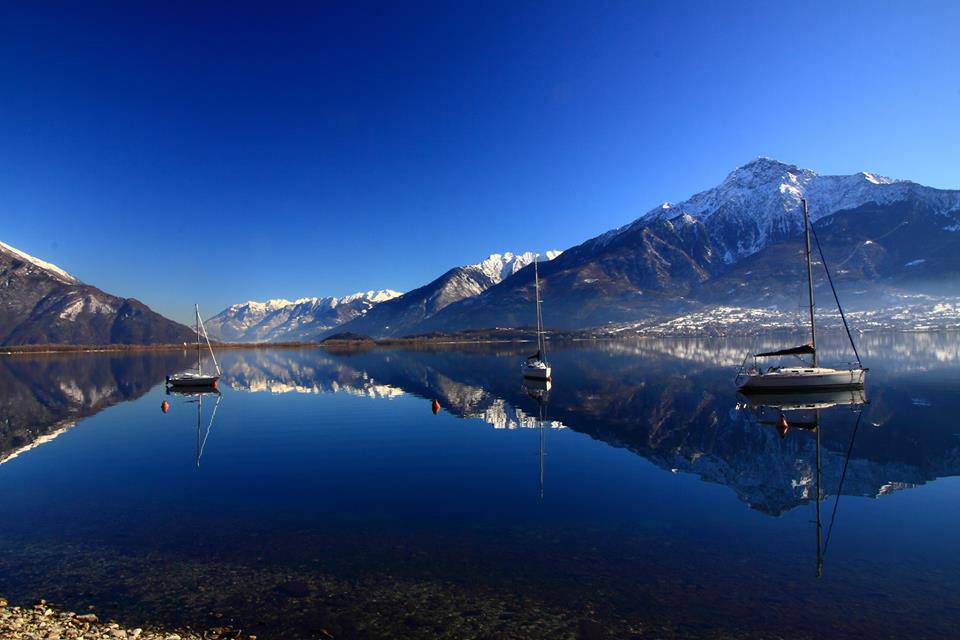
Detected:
[{"left": 1, "top": 334, "right": 959, "bottom": 639}]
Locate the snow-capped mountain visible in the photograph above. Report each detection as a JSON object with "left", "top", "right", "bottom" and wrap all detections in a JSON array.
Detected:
[
  {"left": 0, "top": 241, "right": 195, "bottom": 346},
  {"left": 598, "top": 157, "right": 960, "bottom": 264},
  {"left": 410, "top": 158, "right": 960, "bottom": 335},
  {"left": 473, "top": 251, "right": 562, "bottom": 282},
  {"left": 0, "top": 241, "right": 80, "bottom": 285},
  {"left": 334, "top": 250, "right": 561, "bottom": 338},
  {"left": 204, "top": 290, "right": 402, "bottom": 343}
]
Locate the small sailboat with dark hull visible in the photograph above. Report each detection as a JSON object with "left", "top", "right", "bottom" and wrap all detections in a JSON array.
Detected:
[
  {"left": 167, "top": 304, "right": 222, "bottom": 389},
  {"left": 737, "top": 199, "right": 867, "bottom": 392},
  {"left": 522, "top": 257, "right": 551, "bottom": 381}
]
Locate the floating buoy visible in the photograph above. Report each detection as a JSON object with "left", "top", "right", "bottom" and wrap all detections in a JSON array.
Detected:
[
  {"left": 161, "top": 400, "right": 169, "bottom": 414},
  {"left": 431, "top": 399, "right": 440, "bottom": 415},
  {"left": 776, "top": 413, "right": 789, "bottom": 439}
]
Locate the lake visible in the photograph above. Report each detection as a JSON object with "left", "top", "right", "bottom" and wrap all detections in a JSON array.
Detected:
[{"left": 1, "top": 333, "right": 959, "bottom": 639}]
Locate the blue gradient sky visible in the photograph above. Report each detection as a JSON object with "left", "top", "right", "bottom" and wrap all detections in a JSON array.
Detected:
[{"left": 1, "top": 1, "right": 958, "bottom": 323}]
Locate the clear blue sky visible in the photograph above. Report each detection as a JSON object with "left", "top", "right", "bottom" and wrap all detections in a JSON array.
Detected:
[{"left": 1, "top": 1, "right": 958, "bottom": 323}]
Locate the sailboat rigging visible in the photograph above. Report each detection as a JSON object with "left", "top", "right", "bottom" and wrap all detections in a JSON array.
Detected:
[
  {"left": 167, "top": 304, "right": 222, "bottom": 389},
  {"left": 736, "top": 199, "right": 867, "bottom": 392},
  {"left": 522, "top": 257, "right": 552, "bottom": 381}
]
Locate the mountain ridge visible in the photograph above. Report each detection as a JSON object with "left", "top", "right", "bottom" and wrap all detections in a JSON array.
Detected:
[
  {"left": 10, "top": 158, "right": 960, "bottom": 344},
  {"left": 332, "top": 250, "right": 562, "bottom": 339},
  {"left": 204, "top": 289, "right": 403, "bottom": 343},
  {"left": 402, "top": 158, "right": 960, "bottom": 336},
  {"left": 0, "top": 241, "right": 195, "bottom": 346}
]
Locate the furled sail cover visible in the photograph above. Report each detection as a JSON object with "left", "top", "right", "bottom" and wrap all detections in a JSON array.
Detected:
[
  {"left": 754, "top": 344, "right": 816, "bottom": 358},
  {"left": 527, "top": 349, "right": 542, "bottom": 361}
]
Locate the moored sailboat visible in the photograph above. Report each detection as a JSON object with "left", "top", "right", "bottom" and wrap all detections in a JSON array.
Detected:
[
  {"left": 167, "top": 304, "right": 222, "bottom": 389},
  {"left": 522, "top": 257, "right": 551, "bottom": 380},
  {"left": 737, "top": 199, "right": 867, "bottom": 392}
]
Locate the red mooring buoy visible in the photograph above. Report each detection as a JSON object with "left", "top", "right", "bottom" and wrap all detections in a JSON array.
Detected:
[
  {"left": 161, "top": 400, "right": 169, "bottom": 414},
  {"left": 431, "top": 399, "right": 440, "bottom": 415},
  {"left": 776, "top": 413, "right": 789, "bottom": 439}
]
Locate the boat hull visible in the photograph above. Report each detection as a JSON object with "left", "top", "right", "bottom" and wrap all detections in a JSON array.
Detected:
[
  {"left": 166, "top": 374, "right": 219, "bottom": 389},
  {"left": 739, "top": 367, "right": 866, "bottom": 392},
  {"left": 522, "top": 365, "right": 551, "bottom": 381}
]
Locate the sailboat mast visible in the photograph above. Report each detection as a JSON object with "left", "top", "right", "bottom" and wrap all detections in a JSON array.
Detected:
[
  {"left": 802, "top": 199, "right": 817, "bottom": 367},
  {"left": 533, "top": 258, "right": 542, "bottom": 354},
  {"left": 196, "top": 307, "right": 222, "bottom": 377},
  {"left": 195, "top": 303, "right": 202, "bottom": 375}
]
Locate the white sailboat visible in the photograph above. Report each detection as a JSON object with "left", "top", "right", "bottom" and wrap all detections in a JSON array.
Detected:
[
  {"left": 167, "top": 304, "right": 222, "bottom": 389},
  {"left": 737, "top": 199, "right": 867, "bottom": 392},
  {"left": 522, "top": 257, "right": 551, "bottom": 381}
]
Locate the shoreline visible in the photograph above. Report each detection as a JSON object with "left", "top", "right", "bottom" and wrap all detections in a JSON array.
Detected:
[
  {"left": 2, "top": 325, "right": 959, "bottom": 356},
  {"left": 0, "top": 597, "right": 226, "bottom": 640}
]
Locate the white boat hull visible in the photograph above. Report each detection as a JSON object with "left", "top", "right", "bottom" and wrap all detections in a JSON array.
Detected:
[{"left": 739, "top": 367, "right": 866, "bottom": 392}]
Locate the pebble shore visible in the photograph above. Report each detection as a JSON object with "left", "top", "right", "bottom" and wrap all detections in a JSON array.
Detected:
[{"left": 0, "top": 598, "right": 241, "bottom": 640}]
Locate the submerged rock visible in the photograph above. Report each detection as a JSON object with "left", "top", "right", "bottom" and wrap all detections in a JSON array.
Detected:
[{"left": 0, "top": 598, "right": 206, "bottom": 640}]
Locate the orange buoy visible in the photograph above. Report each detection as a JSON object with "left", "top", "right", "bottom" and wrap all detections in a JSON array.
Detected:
[
  {"left": 161, "top": 400, "right": 169, "bottom": 414},
  {"left": 776, "top": 413, "right": 789, "bottom": 439},
  {"left": 431, "top": 399, "right": 440, "bottom": 415}
]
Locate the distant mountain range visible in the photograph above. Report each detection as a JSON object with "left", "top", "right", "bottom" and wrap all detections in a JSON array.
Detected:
[
  {"left": 408, "top": 158, "right": 960, "bottom": 335},
  {"left": 223, "top": 158, "right": 960, "bottom": 340},
  {"left": 203, "top": 290, "right": 402, "bottom": 343},
  {"left": 0, "top": 241, "right": 194, "bottom": 346},
  {"left": 205, "top": 251, "right": 561, "bottom": 342},
  {"left": 332, "top": 250, "right": 561, "bottom": 339},
  {"left": 7, "top": 158, "right": 960, "bottom": 345}
]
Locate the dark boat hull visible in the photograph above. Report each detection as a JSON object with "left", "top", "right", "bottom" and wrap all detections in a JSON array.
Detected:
[{"left": 166, "top": 375, "right": 219, "bottom": 388}]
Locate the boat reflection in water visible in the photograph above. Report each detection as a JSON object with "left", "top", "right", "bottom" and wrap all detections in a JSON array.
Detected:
[
  {"left": 739, "top": 388, "right": 867, "bottom": 577},
  {"left": 523, "top": 379, "right": 551, "bottom": 499},
  {"left": 166, "top": 386, "right": 222, "bottom": 468}
]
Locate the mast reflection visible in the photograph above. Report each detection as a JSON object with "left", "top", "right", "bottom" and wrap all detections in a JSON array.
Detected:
[
  {"left": 524, "top": 379, "right": 551, "bottom": 500},
  {"left": 740, "top": 389, "right": 867, "bottom": 576},
  {"left": 166, "top": 387, "right": 222, "bottom": 468}
]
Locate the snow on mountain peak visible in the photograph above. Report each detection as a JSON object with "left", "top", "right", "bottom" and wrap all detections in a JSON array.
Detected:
[
  {"left": 234, "top": 290, "right": 402, "bottom": 313},
  {"left": 861, "top": 171, "right": 898, "bottom": 185},
  {"left": 234, "top": 298, "right": 293, "bottom": 313},
  {"left": 336, "top": 289, "right": 403, "bottom": 305},
  {"left": 606, "top": 157, "right": 960, "bottom": 263},
  {"left": 0, "top": 241, "right": 79, "bottom": 284},
  {"left": 207, "top": 289, "right": 404, "bottom": 342},
  {"left": 470, "top": 250, "right": 562, "bottom": 283}
]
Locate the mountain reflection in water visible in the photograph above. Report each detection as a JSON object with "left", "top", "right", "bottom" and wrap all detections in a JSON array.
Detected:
[
  {"left": 215, "top": 333, "right": 960, "bottom": 516},
  {"left": 0, "top": 350, "right": 193, "bottom": 465},
  {"left": 1, "top": 333, "right": 959, "bottom": 639}
]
